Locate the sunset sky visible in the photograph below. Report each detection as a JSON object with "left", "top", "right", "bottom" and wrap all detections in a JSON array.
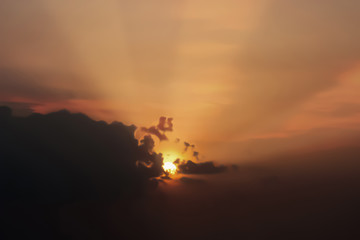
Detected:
[{"left": 1, "top": 0, "right": 360, "bottom": 162}]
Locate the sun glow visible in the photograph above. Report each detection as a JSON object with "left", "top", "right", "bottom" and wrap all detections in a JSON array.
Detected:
[
  {"left": 162, "top": 151, "right": 181, "bottom": 175},
  {"left": 163, "top": 162, "right": 177, "bottom": 175}
]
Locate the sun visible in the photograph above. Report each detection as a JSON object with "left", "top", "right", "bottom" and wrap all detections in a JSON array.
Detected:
[
  {"left": 163, "top": 162, "right": 177, "bottom": 175},
  {"left": 162, "top": 151, "right": 181, "bottom": 175}
]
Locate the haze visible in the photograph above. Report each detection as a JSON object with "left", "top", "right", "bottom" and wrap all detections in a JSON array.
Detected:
[{"left": 1, "top": 0, "right": 360, "bottom": 162}]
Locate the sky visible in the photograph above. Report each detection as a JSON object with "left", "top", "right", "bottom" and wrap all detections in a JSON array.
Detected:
[{"left": 1, "top": 0, "right": 360, "bottom": 162}]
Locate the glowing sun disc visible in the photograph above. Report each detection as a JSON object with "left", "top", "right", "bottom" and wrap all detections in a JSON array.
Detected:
[{"left": 163, "top": 162, "right": 177, "bottom": 175}]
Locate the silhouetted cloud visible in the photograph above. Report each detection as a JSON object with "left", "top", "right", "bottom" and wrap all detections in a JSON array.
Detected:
[
  {"left": 141, "top": 126, "right": 168, "bottom": 141},
  {"left": 183, "top": 141, "right": 195, "bottom": 152},
  {"left": 193, "top": 151, "right": 199, "bottom": 160},
  {"left": 157, "top": 116, "right": 173, "bottom": 131},
  {"left": 178, "top": 160, "right": 227, "bottom": 175},
  {"left": 139, "top": 134, "right": 155, "bottom": 153},
  {"left": 3, "top": 105, "right": 360, "bottom": 239},
  {"left": 0, "top": 101, "right": 37, "bottom": 116},
  {"left": 0, "top": 106, "right": 229, "bottom": 240},
  {"left": 140, "top": 116, "right": 173, "bottom": 141},
  {"left": 0, "top": 106, "right": 166, "bottom": 239}
]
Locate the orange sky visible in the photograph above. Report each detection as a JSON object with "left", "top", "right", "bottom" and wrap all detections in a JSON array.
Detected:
[{"left": 1, "top": 0, "right": 360, "bottom": 162}]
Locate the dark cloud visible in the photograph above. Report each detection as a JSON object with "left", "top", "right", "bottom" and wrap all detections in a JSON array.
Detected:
[
  {"left": 139, "top": 134, "right": 155, "bottom": 153},
  {"left": 157, "top": 116, "right": 173, "bottom": 131},
  {"left": 0, "top": 106, "right": 166, "bottom": 239},
  {"left": 2, "top": 106, "right": 360, "bottom": 239},
  {"left": 178, "top": 160, "right": 227, "bottom": 175},
  {"left": 140, "top": 116, "right": 173, "bottom": 141},
  {"left": 137, "top": 134, "right": 165, "bottom": 178},
  {"left": 141, "top": 126, "right": 168, "bottom": 141},
  {"left": 193, "top": 151, "right": 199, "bottom": 160},
  {"left": 183, "top": 141, "right": 195, "bottom": 152},
  {"left": 0, "top": 101, "right": 37, "bottom": 116}
]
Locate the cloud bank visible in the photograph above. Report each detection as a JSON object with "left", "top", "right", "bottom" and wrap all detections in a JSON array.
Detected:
[{"left": 0, "top": 106, "right": 170, "bottom": 239}]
